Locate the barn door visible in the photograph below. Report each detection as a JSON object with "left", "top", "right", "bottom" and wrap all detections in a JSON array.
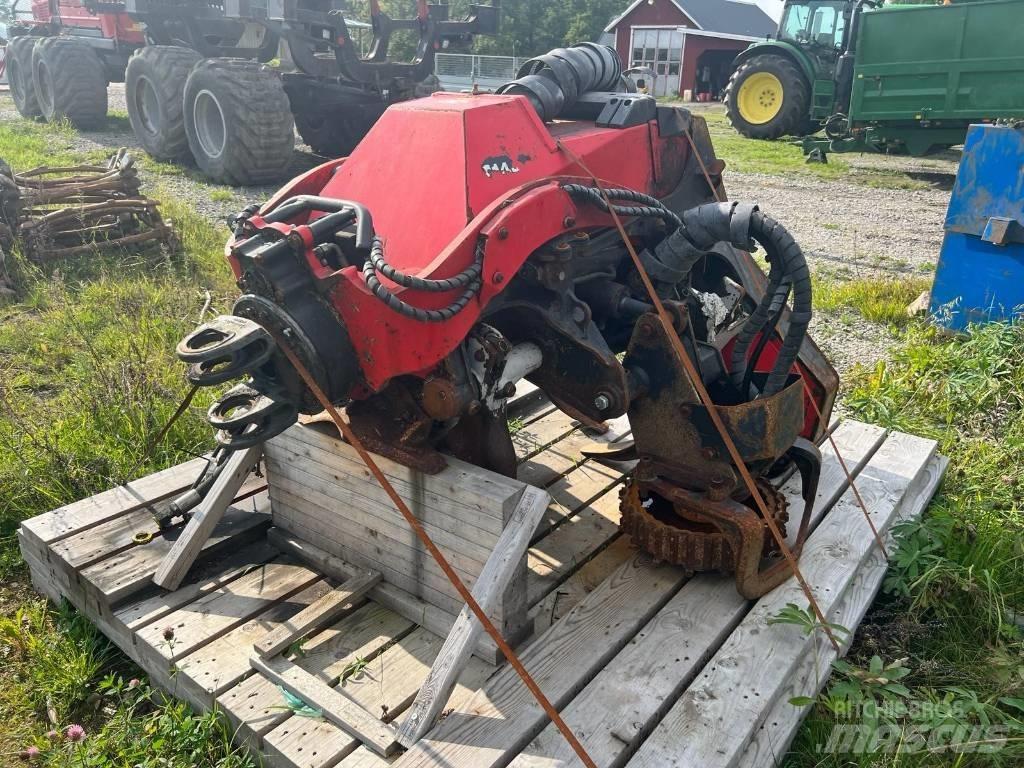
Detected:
[{"left": 630, "top": 28, "right": 683, "bottom": 97}]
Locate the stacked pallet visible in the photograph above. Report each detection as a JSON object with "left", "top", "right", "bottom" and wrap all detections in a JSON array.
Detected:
[{"left": 19, "top": 391, "right": 945, "bottom": 768}]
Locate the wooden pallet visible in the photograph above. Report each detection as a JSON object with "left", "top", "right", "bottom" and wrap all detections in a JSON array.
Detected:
[{"left": 19, "top": 391, "right": 946, "bottom": 768}]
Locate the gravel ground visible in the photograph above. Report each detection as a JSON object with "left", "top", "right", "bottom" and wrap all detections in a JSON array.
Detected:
[
  {"left": 0, "top": 87, "right": 958, "bottom": 383},
  {"left": 724, "top": 163, "right": 954, "bottom": 385}
]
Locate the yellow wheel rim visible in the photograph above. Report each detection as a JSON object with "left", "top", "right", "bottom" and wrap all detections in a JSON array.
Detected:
[{"left": 737, "top": 72, "right": 784, "bottom": 125}]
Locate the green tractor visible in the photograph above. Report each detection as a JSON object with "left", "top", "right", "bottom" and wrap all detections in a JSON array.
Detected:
[{"left": 725, "top": 0, "right": 1024, "bottom": 156}]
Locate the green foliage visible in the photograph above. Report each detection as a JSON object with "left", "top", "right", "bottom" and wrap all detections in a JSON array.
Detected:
[
  {"left": 769, "top": 602, "right": 850, "bottom": 640},
  {"left": 786, "top": 321, "right": 1024, "bottom": 765},
  {"left": 351, "top": 1, "right": 623, "bottom": 57},
  {"left": 814, "top": 276, "right": 932, "bottom": 326}
]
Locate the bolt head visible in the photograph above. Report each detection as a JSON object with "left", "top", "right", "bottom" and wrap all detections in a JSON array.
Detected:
[
  {"left": 594, "top": 393, "right": 611, "bottom": 411},
  {"left": 497, "top": 227, "right": 509, "bottom": 240},
  {"left": 493, "top": 272, "right": 505, "bottom": 285}
]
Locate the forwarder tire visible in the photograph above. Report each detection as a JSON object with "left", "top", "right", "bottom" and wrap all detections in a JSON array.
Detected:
[
  {"left": 183, "top": 58, "right": 295, "bottom": 186},
  {"left": 725, "top": 54, "right": 809, "bottom": 140},
  {"left": 126, "top": 46, "right": 202, "bottom": 162},
  {"left": 8, "top": 36, "right": 41, "bottom": 118},
  {"left": 32, "top": 37, "right": 109, "bottom": 129}
]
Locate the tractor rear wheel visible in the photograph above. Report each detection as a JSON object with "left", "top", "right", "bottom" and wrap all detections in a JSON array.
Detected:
[
  {"left": 8, "top": 36, "right": 42, "bottom": 118},
  {"left": 183, "top": 58, "right": 295, "bottom": 186},
  {"left": 31, "top": 37, "right": 109, "bottom": 129},
  {"left": 126, "top": 46, "right": 203, "bottom": 162},
  {"left": 725, "top": 54, "right": 809, "bottom": 140}
]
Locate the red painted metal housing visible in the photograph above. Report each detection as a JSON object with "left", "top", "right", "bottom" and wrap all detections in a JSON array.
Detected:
[{"left": 240, "top": 91, "right": 696, "bottom": 391}]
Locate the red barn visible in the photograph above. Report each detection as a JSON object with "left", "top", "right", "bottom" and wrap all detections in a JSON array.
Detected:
[{"left": 605, "top": 0, "right": 777, "bottom": 99}]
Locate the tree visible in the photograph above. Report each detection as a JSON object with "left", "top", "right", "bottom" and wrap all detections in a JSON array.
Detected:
[{"left": 343, "top": 1, "right": 629, "bottom": 59}]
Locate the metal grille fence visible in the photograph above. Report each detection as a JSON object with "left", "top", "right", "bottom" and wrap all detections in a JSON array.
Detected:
[{"left": 435, "top": 53, "right": 527, "bottom": 92}]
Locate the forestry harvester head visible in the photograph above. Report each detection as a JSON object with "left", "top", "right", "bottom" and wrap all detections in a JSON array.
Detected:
[{"left": 177, "top": 44, "right": 838, "bottom": 598}]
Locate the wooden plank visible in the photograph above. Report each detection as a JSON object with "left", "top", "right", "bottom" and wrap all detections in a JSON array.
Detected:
[
  {"left": 516, "top": 415, "right": 630, "bottom": 490},
  {"left": 267, "top": 529, "right": 503, "bottom": 664},
  {"left": 264, "top": 626, "right": 497, "bottom": 768},
  {"left": 506, "top": 420, "right": 893, "bottom": 768},
  {"left": 272, "top": 425, "right": 524, "bottom": 532},
  {"left": 135, "top": 559, "right": 322, "bottom": 662},
  {"left": 217, "top": 603, "right": 415, "bottom": 746},
  {"left": 392, "top": 553, "right": 689, "bottom": 768},
  {"left": 261, "top": 628, "right": 451, "bottom": 768},
  {"left": 78, "top": 499, "right": 271, "bottom": 605},
  {"left": 269, "top": 476, "right": 490, "bottom": 577},
  {"left": 20, "top": 455, "right": 211, "bottom": 546},
  {"left": 175, "top": 578, "right": 339, "bottom": 703},
  {"left": 336, "top": 750, "right": 390, "bottom": 768},
  {"left": 154, "top": 446, "right": 263, "bottom": 590},
  {"left": 256, "top": 570, "right": 383, "bottom": 659},
  {"left": 628, "top": 431, "right": 937, "bottom": 768},
  {"left": 49, "top": 472, "right": 266, "bottom": 570},
  {"left": 398, "top": 486, "right": 551, "bottom": 747},
  {"left": 512, "top": 409, "right": 580, "bottom": 461},
  {"left": 535, "top": 462, "right": 624, "bottom": 542},
  {"left": 114, "top": 540, "right": 279, "bottom": 632},
  {"left": 734, "top": 454, "right": 949, "bottom": 768},
  {"left": 267, "top": 438, "right": 507, "bottom": 545},
  {"left": 270, "top": 506, "right": 468, "bottom": 619},
  {"left": 252, "top": 655, "right": 401, "bottom": 757},
  {"left": 526, "top": 487, "right": 622, "bottom": 607}
]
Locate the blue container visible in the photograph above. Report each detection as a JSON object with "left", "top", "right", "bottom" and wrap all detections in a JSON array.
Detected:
[{"left": 930, "top": 124, "right": 1024, "bottom": 331}]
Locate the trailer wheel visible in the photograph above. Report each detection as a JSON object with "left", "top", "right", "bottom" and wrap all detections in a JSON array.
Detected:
[
  {"left": 31, "top": 37, "right": 109, "bottom": 129},
  {"left": 8, "top": 36, "right": 42, "bottom": 118},
  {"left": 183, "top": 59, "right": 295, "bottom": 186},
  {"left": 725, "top": 54, "right": 809, "bottom": 140},
  {"left": 126, "top": 46, "right": 202, "bottom": 162}
]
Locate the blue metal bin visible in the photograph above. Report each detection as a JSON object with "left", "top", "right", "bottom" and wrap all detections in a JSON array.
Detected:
[{"left": 930, "top": 124, "right": 1024, "bottom": 331}]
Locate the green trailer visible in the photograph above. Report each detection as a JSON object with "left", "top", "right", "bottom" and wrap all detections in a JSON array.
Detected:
[{"left": 724, "top": 0, "right": 1024, "bottom": 157}]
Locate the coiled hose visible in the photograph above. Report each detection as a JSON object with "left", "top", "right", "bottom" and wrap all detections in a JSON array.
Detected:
[
  {"left": 495, "top": 43, "right": 633, "bottom": 121},
  {"left": 362, "top": 238, "right": 484, "bottom": 322},
  {"left": 744, "top": 211, "right": 812, "bottom": 396},
  {"left": 566, "top": 193, "right": 811, "bottom": 398},
  {"left": 562, "top": 184, "right": 682, "bottom": 230}
]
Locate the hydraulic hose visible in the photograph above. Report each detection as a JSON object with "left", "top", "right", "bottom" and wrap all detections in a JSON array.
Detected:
[
  {"left": 367, "top": 236, "right": 482, "bottom": 292},
  {"left": 562, "top": 184, "right": 682, "bottom": 230},
  {"left": 361, "top": 239, "right": 484, "bottom": 322},
  {"left": 496, "top": 43, "right": 633, "bottom": 122},
  {"left": 674, "top": 202, "right": 812, "bottom": 397},
  {"left": 741, "top": 278, "right": 791, "bottom": 398}
]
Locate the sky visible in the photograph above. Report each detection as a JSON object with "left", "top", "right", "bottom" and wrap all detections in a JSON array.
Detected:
[{"left": 753, "top": 0, "right": 786, "bottom": 22}]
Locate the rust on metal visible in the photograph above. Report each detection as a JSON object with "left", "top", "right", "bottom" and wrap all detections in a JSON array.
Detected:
[{"left": 0, "top": 148, "right": 176, "bottom": 263}]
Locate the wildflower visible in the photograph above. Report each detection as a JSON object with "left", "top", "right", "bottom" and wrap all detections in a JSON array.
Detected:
[
  {"left": 128, "top": 678, "right": 141, "bottom": 689},
  {"left": 65, "top": 724, "right": 86, "bottom": 743},
  {"left": 45, "top": 730, "right": 58, "bottom": 741},
  {"left": 162, "top": 627, "right": 175, "bottom": 641},
  {"left": 19, "top": 746, "right": 40, "bottom": 761}
]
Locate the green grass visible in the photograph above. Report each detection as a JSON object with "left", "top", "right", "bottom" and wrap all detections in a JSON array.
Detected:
[
  {"left": 784, "top": 321, "right": 1024, "bottom": 766},
  {"left": 0, "top": 118, "right": 79, "bottom": 170},
  {"left": 209, "top": 189, "right": 236, "bottom": 203},
  {"left": 701, "top": 110, "right": 930, "bottom": 190},
  {"left": 0, "top": 113, "right": 250, "bottom": 765},
  {"left": 702, "top": 111, "right": 851, "bottom": 181},
  {"left": 815, "top": 276, "right": 932, "bottom": 326}
]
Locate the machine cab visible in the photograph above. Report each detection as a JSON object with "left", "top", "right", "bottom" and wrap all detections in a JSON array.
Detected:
[{"left": 778, "top": 1, "right": 849, "bottom": 53}]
